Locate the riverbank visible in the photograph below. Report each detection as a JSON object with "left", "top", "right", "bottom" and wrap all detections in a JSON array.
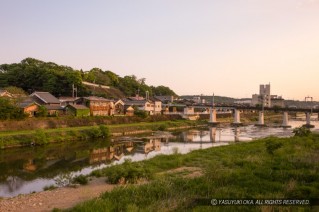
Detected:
[
  {"left": 71, "top": 133, "right": 319, "bottom": 211},
  {"left": 1, "top": 133, "right": 318, "bottom": 211},
  {"left": 0, "top": 119, "right": 206, "bottom": 149},
  {"left": 0, "top": 112, "right": 289, "bottom": 149}
]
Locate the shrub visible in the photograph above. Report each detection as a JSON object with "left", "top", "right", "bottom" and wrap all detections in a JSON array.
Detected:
[
  {"left": 72, "top": 175, "right": 88, "bottom": 185},
  {"left": 103, "top": 159, "right": 152, "bottom": 184},
  {"left": 293, "top": 126, "right": 312, "bottom": 137},
  {"left": 134, "top": 110, "right": 148, "bottom": 118},
  {"left": 33, "top": 129, "right": 48, "bottom": 145},
  {"left": 99, "top": 125, "right": 110, "bottom": 138}
]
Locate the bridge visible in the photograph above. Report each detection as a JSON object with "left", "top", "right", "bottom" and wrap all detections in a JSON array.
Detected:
[{"left": 163, "top": 104, "right": 318, "bottom": 128}]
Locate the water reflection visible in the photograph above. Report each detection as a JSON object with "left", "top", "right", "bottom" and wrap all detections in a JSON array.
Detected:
[{"left": 0, "top": 120, "right": 318, "bottom": 197}]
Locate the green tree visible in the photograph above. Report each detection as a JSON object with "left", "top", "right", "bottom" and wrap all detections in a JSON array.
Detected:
[{"left": 0, "top": 98, "right": 26, "bottom": 120}]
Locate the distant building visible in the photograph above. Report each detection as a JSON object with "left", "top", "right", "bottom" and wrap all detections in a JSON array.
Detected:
[
  {"left": 271, "top": 95, "right": 285, "bottom": 108},
  {"left": 251, "top": 84, "right": 285, "bottom": 107},
  {"left": 154, "top": 96, "right": 175, "bottom": 103},
  {"left": 251, "top": 84, "right": 271, "bottom": 107}
]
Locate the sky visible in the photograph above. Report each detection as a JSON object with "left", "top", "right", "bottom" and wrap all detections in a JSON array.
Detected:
[{"left": 1, "top": 0, "right": 319, "bottom": 100}]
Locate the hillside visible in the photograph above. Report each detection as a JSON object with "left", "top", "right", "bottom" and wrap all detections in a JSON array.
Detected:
[
  {"left": 0, "top": 58, "right": 176, "bottom": 98},
  {"left": 82, "top": 82, "right": 125, "bottom": 99}
]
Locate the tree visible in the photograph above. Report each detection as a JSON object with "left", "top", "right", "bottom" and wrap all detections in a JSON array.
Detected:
[
  {"left": 151, "top": 85, "right": 177, "bottom": 96},
  {"left": 0, "top": 98, "right": 26, "bottom": 120}
]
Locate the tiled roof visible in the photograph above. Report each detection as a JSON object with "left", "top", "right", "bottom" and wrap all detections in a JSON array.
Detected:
[{"left": 31, "top": 92, "right": 60, "bottom": 104}]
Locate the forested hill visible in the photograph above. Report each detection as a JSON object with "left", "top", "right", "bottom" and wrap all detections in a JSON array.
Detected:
[{"left": 0, "top": 58, "right": 177, "bottom": 98}]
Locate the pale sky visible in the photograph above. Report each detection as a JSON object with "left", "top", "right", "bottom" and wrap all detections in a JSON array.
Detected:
[{"left": 1, "top": 0, "right": 318, "bottom": 100}]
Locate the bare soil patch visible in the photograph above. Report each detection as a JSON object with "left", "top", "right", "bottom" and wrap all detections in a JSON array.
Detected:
[{"left": 0, "top": 177, "right": 116, "bottom": 212}]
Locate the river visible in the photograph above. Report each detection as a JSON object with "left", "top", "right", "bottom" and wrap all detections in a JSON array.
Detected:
[{"left": 0, "top": 120, "right": 318, "bottom": 197}]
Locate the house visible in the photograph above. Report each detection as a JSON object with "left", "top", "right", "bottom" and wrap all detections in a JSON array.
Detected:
[
  {"left": 30, "top": 92, "right": 64, "bottom": 115},
  {"left": 123, "top": 98, "right": 162, "bottom": 115},
  {"left": 75, "top": 96, "right": 114, "bottom": 116},
  {"left": 18, "top": 100, "right": 39, "bottom": 117},
  {"left": 114, "top": 99, "right": 125, "bottom": 115},
  {"left": 30, "top": 92, "right": 61, "bottom": 106},
  {"left": 58, "top": 97, "right": 80, "bottom": 107},
  {"left": 66, "top": 104, "right": 90, "bottom": 116},
  {"left": 154, "top": 96, "right": 175, "bottom": 103},
  {"left": 0, "top": 90, "right": 13, "bottom": 98}
]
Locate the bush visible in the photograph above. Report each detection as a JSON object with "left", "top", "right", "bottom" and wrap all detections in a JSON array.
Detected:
[
  {"left": 293, "top": 126, "right": 312, "bottom": 137},
  {"left": 134, "top": 110, "right": 148, "bottom": 118},
  {"left": 103, "top": 159, "right": 152, "bottom": 184},
  {"left": 33, "top": 129, "right": 48, "bottom": 145},
  {"left": 72, "top": 175, "right": 88, "bottom": 185},
  {"left": 99, "top": 125, "right": 110, "bottom": 138}
]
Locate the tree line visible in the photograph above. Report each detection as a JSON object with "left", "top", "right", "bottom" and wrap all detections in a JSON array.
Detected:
[
  {"left": 0, "top": 58, "right": 177, "bottom": 98},
  {"left": 0, "top": 58, "right": 177, "bottom": 120}
]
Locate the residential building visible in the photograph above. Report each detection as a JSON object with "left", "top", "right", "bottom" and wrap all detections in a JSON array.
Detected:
[
  {"left": 123, "top": 98, "right": 162, "bottom": 115},
  {"left": 154, "top": 96, "right": 175, "bottom": 103},
  {"left": 58, "top": 97, "right": 80, "bottom": 107},
  {"left": 66, "top": 104, "right": 90, "bottom": 116},
  {"left": 29, "top": 92, "right": 64, "bottom": 115},
  {"left": 114, "top": 99, "right": 125, "bottom": 115},
  {"left": 18, "top": 99, "right": 39, "bottom": 117},
  {"left": 75, "top": 96, "right": 114, "bottom": 116}
]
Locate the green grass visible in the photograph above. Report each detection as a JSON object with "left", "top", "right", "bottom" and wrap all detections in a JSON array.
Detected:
[{"left": 68, "top": 134, "right": 319, "bottom": 211}]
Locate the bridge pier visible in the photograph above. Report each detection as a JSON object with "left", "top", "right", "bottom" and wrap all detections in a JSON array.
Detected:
[
  {"left": 255, "top": 111, "right": 266, "bottom": 127},
  {"left": 232, "top": 109, "right": 243, "bottom": 126},
  {"left": 303, "top": 112, "right": 314, "bottom": 128},
  {"left": 208, "top": 108, "right": 219, "bottom": 126},
  {"left": 281, "top": 111, "right": 291, "bottom": 128}
]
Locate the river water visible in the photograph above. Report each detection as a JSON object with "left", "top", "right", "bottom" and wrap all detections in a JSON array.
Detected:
[{"left": 0, "top": 120, "right": 318, "bottom": 197}]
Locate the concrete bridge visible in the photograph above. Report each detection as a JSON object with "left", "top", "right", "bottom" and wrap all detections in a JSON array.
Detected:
[{"left": 163, "top": 104, "right": 318, "bottom": 128}]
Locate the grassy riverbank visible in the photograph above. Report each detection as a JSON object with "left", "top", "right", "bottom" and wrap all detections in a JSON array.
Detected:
[
  {"left": 0, "top": 120, "right": 205, "bottom": 149},
  {"left": 67, "top": 133, "right": 319, "bottom": 211}
]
